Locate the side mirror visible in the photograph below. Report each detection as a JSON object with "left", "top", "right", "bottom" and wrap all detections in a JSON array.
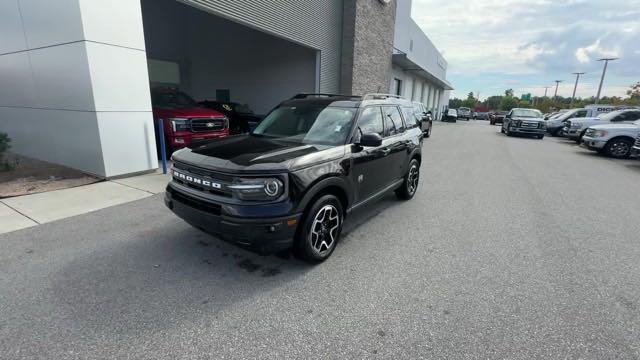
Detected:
[
  {"left": 357, "top": 132, "right": 383, "bottom": 147},
  {"left": 506, "top": 114, "right": 512, "bottom": 119}
]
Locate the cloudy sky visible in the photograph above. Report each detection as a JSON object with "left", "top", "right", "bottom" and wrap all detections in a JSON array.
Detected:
[{"left": 411, "top": 0, "right": 640, "bottom": 100}]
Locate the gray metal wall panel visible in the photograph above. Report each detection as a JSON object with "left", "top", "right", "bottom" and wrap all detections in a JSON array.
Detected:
[{"left": 177, "top": 0, "right": 343, "bottom": 93}]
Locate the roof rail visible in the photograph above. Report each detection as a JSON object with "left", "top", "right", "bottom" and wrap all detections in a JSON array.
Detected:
[
  {"left": 362, "top": 93, "right": 407, "bottom": 101},
  {"left": 291, "top": 93, "right": 360, "bottom": 100}
]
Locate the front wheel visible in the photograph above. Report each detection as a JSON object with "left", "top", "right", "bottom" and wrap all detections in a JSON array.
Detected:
[
  {"left": 604, "top": 138, "right": 633, "bottom": 159},
  {"left": 396, "top": 159, "right": 420, "bottom": 200},
  {"left": 294, "top": 195, "right": 344, "bottom": 263}
]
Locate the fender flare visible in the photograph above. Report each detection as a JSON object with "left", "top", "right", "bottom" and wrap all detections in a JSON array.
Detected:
[{"left": 294, "top": 176, "right": 352, "bottom": 214}]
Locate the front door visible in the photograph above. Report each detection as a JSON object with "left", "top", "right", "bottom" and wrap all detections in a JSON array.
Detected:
[{"left": 350, "top": 106, "right": 397, "bottom": 203}]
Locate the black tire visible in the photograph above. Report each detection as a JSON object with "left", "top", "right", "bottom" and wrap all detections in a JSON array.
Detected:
[
  {"left": 604, "top": 138, "right": 633, "bottom": 159},
  {"left": 396, "top": 159, "right": 420, "bottom": 200},
  {"left": 500, "top": 127, "right": 505, "bottom": 134},
  {"left": 537, "top": 134, "right": 544, "bottom": 139},
  {"left": 294, "top": 194, "right": 344, "bottom": 263},
  {"left": 506, "top": 129, "right": 513, "bottom": 136},
  {"left": 490, "top": 120, "right": 494, "bottom": 125}
]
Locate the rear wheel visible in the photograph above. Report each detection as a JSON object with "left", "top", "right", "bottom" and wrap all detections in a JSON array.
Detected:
[
  {"left": 396, "top": 159, "right": 420, "bottom": 200},
  {"left": 604, "top": 138, "right": 633, "bottom": 159},
  {"left": 294, "top": 195, "right": 344, "bottom": 263}
]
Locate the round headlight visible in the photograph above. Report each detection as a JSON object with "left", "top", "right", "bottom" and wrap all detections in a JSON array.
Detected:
[{"left": 264, "top": 179, "right": 282, "bottom": 197}]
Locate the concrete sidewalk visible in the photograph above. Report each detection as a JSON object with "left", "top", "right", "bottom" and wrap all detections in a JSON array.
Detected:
[{"left": 0, "top": 171, "right": 170, "bottom": 235}]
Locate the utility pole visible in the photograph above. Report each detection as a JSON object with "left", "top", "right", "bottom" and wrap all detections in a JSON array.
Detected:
[
  {"left": 544, "top": 86, "right": 550, "bottom": 98},
  {"left": 570, "top": 72, "right": 585, "bottom": 108},
  {"left": 553, "top": 80, "right": 562, "bottom": 100},
  {"left": 595, "top": 58, "right": 618, "bottom": 104}
]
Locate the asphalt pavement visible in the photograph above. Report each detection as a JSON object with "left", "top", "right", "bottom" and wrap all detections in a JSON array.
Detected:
[{"left": 2, "top": 121, "right": 640, "bottom": 359}]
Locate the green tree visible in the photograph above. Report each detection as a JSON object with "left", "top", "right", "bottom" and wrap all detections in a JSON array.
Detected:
[
  {"left": 0, "top": 132, "right": 11, "bottom": 171},
  {"left": 505, "top": 89, "right": 514, "bottom": 97},
  {"left": 461, "top": 92, "right": 477, "bottom": 108},
  {"left": 500, "top": 96, "right": 519, "bottom": 111},
  {"left": 484, "top": 96, "right": 502, "bottom": 110},
  {"left": 448, "top": 98, "right": 463, "bottom": 108}
]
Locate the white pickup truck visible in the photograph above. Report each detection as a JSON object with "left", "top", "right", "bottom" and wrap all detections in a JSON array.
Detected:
[
  {"left": 563, "top": 108, "right": 640, "bottom": 143},
  {"left": 547, "top": 106, "right": 615, "bottom": 136},
  {"left": 581, "top": 119, "right": 640, "bottom": 158}
]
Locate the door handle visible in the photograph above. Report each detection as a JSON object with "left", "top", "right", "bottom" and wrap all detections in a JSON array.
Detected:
[{"left": 380, "top": 148, "right": 391, "bottom": 156}]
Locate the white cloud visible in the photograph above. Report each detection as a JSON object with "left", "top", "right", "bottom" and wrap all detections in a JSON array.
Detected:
[{"left": 412, "top": 0, "right": 640, "bottom": 98}]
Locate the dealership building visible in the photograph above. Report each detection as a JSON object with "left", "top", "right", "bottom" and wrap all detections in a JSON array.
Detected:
[{"left": 0, "top": 0, "right": 451, "bottom": 178}]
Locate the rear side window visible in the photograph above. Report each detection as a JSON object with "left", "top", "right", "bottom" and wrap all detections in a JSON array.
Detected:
[
  {"left": 356, "top": 106, "right": 384, "bottom": 136},
  {"left": 574, "top": 110, "right": 588, "bottom": 118},
  {"left": 403, "top": 107, "right": 419, "bottom": 128},
  {"left": 383, "top": 106, "right": 404, "bottom": 136}
]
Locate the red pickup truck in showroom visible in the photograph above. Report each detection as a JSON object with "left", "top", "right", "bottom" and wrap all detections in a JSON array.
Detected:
[{"left": 151, "top": 87, "right": 229, "bottom": 155}]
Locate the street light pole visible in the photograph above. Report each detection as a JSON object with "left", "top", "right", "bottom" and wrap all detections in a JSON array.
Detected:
[
  {"left": 554, "top": 80, "right": 562, "bottom": 100},
  {"left": 570, "top": 72, "right": 585, "bottom": 108},
  {"left": 595, "top": 58, "right": 618, "bottom": 104}
]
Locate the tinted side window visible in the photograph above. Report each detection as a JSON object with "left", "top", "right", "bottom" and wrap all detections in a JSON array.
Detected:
[
  {"left": 356, "top": 107, "right": 384, "bottom": 136},
  {"left": 575, "top": 110, "right": 588, "bottom": 118},
  {"left": 383, "top": 106, "right": 404, "bottom": 136},
  {"left": 403, "top": 107, "right": 419, "bottom": 128}
]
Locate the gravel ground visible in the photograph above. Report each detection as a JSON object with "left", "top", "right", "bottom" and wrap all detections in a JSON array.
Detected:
[{"left": 1, "top": 121, "right": 640, "bottom": 359}]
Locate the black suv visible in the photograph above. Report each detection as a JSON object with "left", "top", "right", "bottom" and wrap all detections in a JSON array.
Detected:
[{"left": 165, "top": 94, "right": 423, "bottom": 263}]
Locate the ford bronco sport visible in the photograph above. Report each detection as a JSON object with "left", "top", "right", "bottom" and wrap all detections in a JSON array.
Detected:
[{"left": 165, "top": 93, "right": 423, "bottom": 263}]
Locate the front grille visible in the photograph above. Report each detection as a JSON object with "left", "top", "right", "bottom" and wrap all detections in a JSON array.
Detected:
[
  {"left": 172, "top": 161, "right": 233, "bottom": 197},
  {"left": 521, "top": 121, "right": 538, "bottom": 128},
  {"left": 635, "top": 134, "right": 640, "bottom": 148},
  {"left": 170, "top": 188, "right": 222, "bottom": 215},
  {"left": 191, "top": 117, "right": 226, "bottom": 132}
]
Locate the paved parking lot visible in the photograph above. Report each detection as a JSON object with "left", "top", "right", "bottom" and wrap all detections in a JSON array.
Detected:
[{"left": 2, "top": 121, "right": 640, "bottom": 359}]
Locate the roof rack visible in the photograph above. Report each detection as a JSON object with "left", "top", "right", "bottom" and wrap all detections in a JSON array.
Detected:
[
  {"left": 362, "top": 93, "right": 407, "bottom": 101},
  {"left": 291, "top": 93, "right": 360, "bottom": 100}
]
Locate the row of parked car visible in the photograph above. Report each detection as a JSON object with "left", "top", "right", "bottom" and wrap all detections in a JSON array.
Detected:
[
  {"left": 490, "top": 103, "right": 640, "bottom": 159},
  {"left": 549, "top": 105, "right": 640, "bottom": 159}
]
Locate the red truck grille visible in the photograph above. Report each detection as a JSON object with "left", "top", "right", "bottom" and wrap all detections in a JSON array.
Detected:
[{"left": 191, "top": 117, "right": 226, "bottom": 133}]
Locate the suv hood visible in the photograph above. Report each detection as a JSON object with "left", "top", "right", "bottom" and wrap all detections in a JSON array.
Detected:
[{"left": 172, "top": 135, "right": 345, "bottom": 174}]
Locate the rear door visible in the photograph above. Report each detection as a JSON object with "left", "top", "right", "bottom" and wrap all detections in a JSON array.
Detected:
[{"left": 382, "top": 106, "right": 409, "bottom": 182}]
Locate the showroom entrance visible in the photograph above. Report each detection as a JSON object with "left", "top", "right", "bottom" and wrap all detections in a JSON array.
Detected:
[{"left": 141, "top": 0, "right": 319, "bottom": 116}]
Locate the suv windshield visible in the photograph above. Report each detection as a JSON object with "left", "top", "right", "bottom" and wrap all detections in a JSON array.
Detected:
[
  {"left": 252, "top": 104, "right": 356, "bottom": 146},
  {"left": 152, "top": 90, "right": 197, "bottom": 108},
  {"left": 512, "top": 109, "right": 542, "bottom": 118}
]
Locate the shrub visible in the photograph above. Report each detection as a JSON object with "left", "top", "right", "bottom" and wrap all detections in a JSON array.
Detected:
[{"left": 0, "top": 132, "right": 12, "bottom": 171}]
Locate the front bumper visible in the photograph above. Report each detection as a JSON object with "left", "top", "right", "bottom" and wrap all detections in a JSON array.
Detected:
[
  {"left": 631, "top": 146, "right": 640, "bottom": 158},
  {"left": 564, "top": 127, "right": 581, "bottom": 139},
  {"left": 508, "top": 126, "right": 545, "bottom": 135},
  {"left": 165, "top": 184, "right": 301, "bottom": 254},
  {"left": 580, "top": 136, "right": 606, "bottom": 151}
]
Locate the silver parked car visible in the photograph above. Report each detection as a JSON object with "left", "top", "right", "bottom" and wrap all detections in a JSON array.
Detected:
[{"left": 501, "top": 108, "right": 546, "bottom": 139}]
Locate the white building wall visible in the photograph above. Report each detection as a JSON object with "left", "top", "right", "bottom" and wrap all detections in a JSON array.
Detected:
[{"left": 0, "top": 0, "right": 156, "bottom": 177}]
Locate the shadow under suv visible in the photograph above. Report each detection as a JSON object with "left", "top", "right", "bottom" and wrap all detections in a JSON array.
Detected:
[{"left": 165, "top": 94, "right": 423, "bottom": 263}]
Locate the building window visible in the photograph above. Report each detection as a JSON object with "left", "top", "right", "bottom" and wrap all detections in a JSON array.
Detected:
[{"left": 393, "top": 78, "right": 402, "bottom": 96}]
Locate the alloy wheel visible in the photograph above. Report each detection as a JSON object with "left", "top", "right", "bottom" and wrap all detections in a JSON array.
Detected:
[
  {"left": 309, "top": 205, "right": 340, "bottom": 256},
  {"left": 610, "top": 141, "right": 630, "bottom": 157},
  {"left": 407, "top": 164, "right": 419, "bottom": 195}
]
